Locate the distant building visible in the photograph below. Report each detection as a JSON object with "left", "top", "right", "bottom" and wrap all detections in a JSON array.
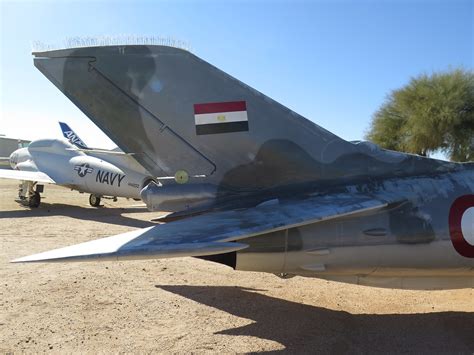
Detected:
[{"left": 0, "top": 135, "right": 30, "bottom": 169}]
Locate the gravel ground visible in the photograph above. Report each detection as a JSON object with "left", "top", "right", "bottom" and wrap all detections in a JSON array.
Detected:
[{"left": 0, "top": 179, "right": 473, "bottom": 353}]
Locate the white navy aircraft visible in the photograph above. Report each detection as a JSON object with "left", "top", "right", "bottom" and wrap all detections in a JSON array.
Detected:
[{"left": 0, "top": 123, "right": 156, "bottom": 207}]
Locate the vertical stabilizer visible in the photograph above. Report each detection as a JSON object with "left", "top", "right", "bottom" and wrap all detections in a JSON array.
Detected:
[
  {"left": 59, "top": 122, "right": 88, "bottom": 149},
  {"left": 34, "top": 45, "right": 450, "bottom": 191}
]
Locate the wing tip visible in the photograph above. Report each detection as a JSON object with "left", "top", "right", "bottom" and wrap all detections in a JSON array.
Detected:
[
  {"left": 11, "top": 256, "right": 36, "bottom": 263},
  {"left": 10, "top": 242, "right": 249, "bottom": 264},
  {"left": 10, "top": 254, "right": 54, "bottom": 263}
]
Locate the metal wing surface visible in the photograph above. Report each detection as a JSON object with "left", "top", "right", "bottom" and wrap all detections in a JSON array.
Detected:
[
  {"left": 12, "top": 194, "right": 388, "bottom": 263},
  {"left": 0, "top": 169, "right": 55, "bottom": 184}
]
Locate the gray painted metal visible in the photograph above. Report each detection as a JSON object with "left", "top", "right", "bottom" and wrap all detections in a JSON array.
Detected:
[{"left": 17, "top": 44, "right": 474, "bottom": 289}]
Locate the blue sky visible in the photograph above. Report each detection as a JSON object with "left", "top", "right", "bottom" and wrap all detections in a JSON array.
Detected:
[{"left": 1, "top": 0, "right": 472, "bottom": 150}]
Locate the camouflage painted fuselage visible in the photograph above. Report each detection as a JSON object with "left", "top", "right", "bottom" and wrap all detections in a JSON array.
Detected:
[
  {"left": 30, "top": 45, "right": 474, "bottom": 289},
  {"left": 234, "top": 165, "right": 473, "bottom": 289}
]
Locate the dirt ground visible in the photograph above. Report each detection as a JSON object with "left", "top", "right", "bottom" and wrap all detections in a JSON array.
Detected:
[{"left": 0, "top": 179, "right": 473, "bottom": 353}]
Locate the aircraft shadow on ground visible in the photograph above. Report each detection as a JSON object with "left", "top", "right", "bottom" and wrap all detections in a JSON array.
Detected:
[
  {"left": 0, "top": 203, "right": 155, "bottom": 228},
  {"left": 158, "top": 285, "right": 474, "bottom": 353}
]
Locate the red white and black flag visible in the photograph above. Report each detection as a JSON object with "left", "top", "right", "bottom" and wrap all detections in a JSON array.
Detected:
[{"left": 194, "top": 101, "right": 249, "bottom": 135}]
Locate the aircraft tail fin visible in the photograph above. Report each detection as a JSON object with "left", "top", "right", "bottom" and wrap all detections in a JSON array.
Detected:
[
  {"left": 59, "top": 122, "right": 89, "bottom": 149},
  {"left": 34, "top": 45, "right": 442, "bottom": 190}
]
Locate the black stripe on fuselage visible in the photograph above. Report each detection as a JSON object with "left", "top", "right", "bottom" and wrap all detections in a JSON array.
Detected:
[{"left": 196, "top": 121, "right": 249, "bottom": 135}]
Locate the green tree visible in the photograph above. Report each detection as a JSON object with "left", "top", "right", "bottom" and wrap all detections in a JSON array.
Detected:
[{"left": 366, "top": 69, "right": 474, "bottom": 162}]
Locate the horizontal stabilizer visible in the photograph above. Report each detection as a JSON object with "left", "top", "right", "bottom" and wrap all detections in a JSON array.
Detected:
[
  {"left": 12, "top": 193, "right": 389, "bottom": 263},
  {"left": 12, "top": 225, "right": 247, "bottom": 262},
  {"left": 0, "top": 169, "right": 55, "bottom": 183}
]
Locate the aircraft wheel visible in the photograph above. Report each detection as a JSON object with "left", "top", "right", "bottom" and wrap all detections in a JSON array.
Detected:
[
  {"left": 89, "top": 194, "right": 101, "bottom": 207},
  {"left": 28, "top": 192, "right": 41, "bottom": 208}
]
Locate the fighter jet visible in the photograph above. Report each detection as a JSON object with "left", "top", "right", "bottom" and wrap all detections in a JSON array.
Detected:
[
  {"left": 1, "top": 123, "right": 157, "bottom": 207},
  {"left": 13, "top": 43, "right": 474, "bottom": 290}
]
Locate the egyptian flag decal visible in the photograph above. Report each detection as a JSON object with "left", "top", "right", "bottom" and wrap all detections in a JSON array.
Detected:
[{"left": 194, "top": 101, "right": 249, "bottom": 135}]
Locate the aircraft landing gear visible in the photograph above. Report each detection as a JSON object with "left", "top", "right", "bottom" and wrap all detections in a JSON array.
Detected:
[
  {"left": 18, "top": 181, "right": 43, "bottom": 208},
  {"left": 28, "top": 191, "right": 41, "bottom": 208},
  {"left": 89, "top": 194, "right": 101, "bottom": 207}
]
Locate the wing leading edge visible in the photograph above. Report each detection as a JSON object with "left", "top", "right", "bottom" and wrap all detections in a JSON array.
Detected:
[
  {"left": 12, "top": 194, "right": 389, "bottom": 263},
  {"left": 0, "top": 169, "right": 55, "bottom": 184}
]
